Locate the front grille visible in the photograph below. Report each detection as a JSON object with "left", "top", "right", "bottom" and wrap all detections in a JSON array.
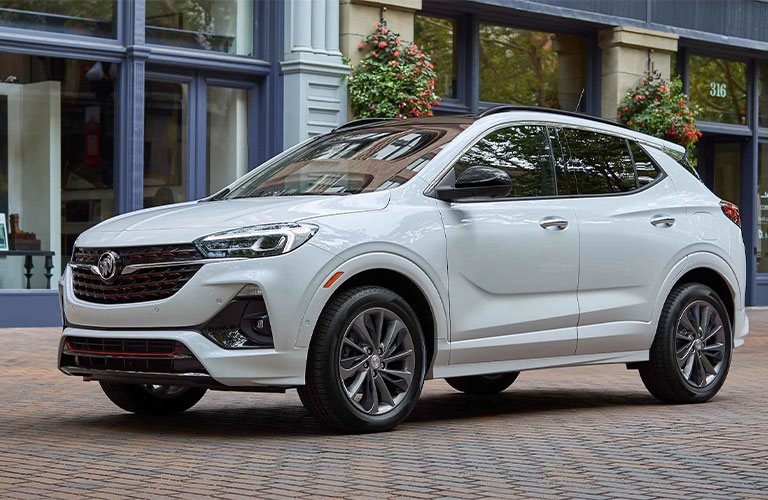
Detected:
[
  {"left": 66, "top": 336, "right": 180, "bottom": 355},
  {"left": 71, "top": 245, "right": 203, "bottom": 304},
  {"left": 61, "top": 337, "right": 208, "bottom": 374}
]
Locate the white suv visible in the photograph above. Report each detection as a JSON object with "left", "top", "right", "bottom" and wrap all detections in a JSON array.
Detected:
[{"left": 59, "top": 107, "right": 749, "bottom": 433}]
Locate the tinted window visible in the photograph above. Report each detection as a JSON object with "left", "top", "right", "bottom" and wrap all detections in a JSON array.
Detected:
[
  {"left": 561, "top": 129, "right": 635, "bottom": 194},
  {"left": 454, "top": 125, "right": 556, "bottom": 198},
  {"left": 548, "top": 127, "right": 576, "bottom": 195},
  {"left": 630, "top": 142, "right": 661, "bottom": 187}
]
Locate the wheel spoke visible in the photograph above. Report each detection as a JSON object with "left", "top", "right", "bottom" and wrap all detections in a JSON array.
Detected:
[
  {"left": 381, "top": 319, "right": 401, "bottom": 354},
  {"left": 699, "top": 351, "right": 716, "bottom": 376},
  {"left": 352, "top": 315, "right": 375, "bottom": 349},
  {"left": 374, "top": 374, "right": 396, "bottom": 407},
  {"left": 383, "top": 348, "right": 414, "bottom": 364},
  {"left": 703, "top": 324, "right": 722, "bottom": 343},
  {"left": 676, "top": 329, "right": 692, "bottom": 341},
  {"left": 692, "top": 304, "right": 702, "bottom": 330},
  {"left": 677, "top": 343, "right": 695, "bottom": 369},
  {"left": 702, "top": 342, "right": 724, "bottom": 361},
  {"left": 359, "top": 370, "right": 379, "bottom": 414},
  {"left": 700, "top": 305, "right": 713, "bottom": 336},
  {"left": 380, "top": 368, "right": 412, "bottom": 392},
  {"left": 343, "top": 337, "right": 367, "bottom": 354},
  {"left": 695, "top": 353, "right": 707, "bottom": 387},
  {"left": 345, "top": 370, "right": 367, "bottom": 397},
  {"left": 339, "top": 355, "right": 368, "bottom": 379},
  {"left": 679, "top": 313, "right": 697, "bottom": 337},
  {"left": 373, "top": 311, "right": 385, "bottom": 347},
  {"left": 682, "top": 353, "right": 695, "bottom": 380}
]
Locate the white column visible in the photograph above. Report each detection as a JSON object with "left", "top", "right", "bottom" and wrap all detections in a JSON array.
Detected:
[
  {"left": 292, "top": 0, "right": 312, "bottom": 51},
  {"left": 325, "top": 0, "right": 340, "bottom": 54},
  {"left": 311, "top": 0, "right": 327, "bottom": 51}
]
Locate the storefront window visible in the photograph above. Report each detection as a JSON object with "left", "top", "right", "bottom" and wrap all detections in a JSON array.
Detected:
[
  {"left": 0, "top": 0, "right": 116, "bottom": 38},
  {"left": 144, "top": 80, "right": 188, "bottom": 208},
  {"left": 414, "top": 14, "right": 457, "bottom": 100},
  {"left": 758, "top": 144, "right": 768, "bottom": 273},
  {"left": 759, "top": 66, "right": 768, "bottom": 128},
  {"left": 689, "top": 55, "right": 748, "bottom": 125},
  {"left": 207, "top": 86, "right": 248, "bottom": 195},
  {"left": 479, "top": 24, "right": 586, "bottom": 111},
  {"left": 146, "top": 0, "right": 254, "bottom": 55},
  {"left": 0, "top": 53, "right": 115, "bottom": 289}
]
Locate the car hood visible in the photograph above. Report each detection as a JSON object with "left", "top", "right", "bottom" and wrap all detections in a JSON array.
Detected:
[{"left": 76, "top": 192, "right": 390, "bottom": 247}]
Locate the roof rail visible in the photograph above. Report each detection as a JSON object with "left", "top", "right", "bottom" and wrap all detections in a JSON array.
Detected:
[
  {"left": 332, "top": 117, "right": 397, "bottom": 132},
  {"left": 476, "top": 105, "right": 630, "bottom": 130}
]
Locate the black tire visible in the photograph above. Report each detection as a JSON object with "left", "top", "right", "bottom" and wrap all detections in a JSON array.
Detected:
[
  {"left": 99, "top": 382, "right": 207, "bottom": 415},
  {"left": 445, "top": 372, "right": 519, "bottom": 394},
  {"left": 298, "top": 286, "right": 426, "bottom": 433},
  {"left": 639, "top": 283, "right": 732, "bottom": 404}
]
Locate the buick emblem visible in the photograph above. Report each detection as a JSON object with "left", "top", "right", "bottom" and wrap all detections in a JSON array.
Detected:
[{"left": 96, "top": 251, "right": 121, "bottom": 282}]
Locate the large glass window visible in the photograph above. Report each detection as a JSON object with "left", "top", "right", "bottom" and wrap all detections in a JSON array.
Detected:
[
  {"left": 0, "top": 53, "right": 115, "bottom": 289},
  {"left": 0, "top": 0, "right": 116, "bottom": 38},
  {"left": 207, "top": 86, "right": 248, "bottom": 195},
  {"left": 561, "top": 129, "right": 635, "bottom": 194},
  {"left": 414, "top": 15, "right": 457, "bottom": 100},
  {"left": 146, "top": 0, "right": 254, "bottom": 55},
  {"left": 759, "top": 66, "right": 768, "bottom": 128},
  {"left": 689, "top": 55, "right": 748, "bottom": 125},
  {"left": 454, "top": 125, "right": 556, "bottom": 198},
  {"left": 479, "top": 25, "right": 586, "bottom": 111},
  {"left": 758, "top": 144, "right": 768, "bottom": 273},
  {"left": 144, "top": 80, "right": 188, "bottom": 208}
]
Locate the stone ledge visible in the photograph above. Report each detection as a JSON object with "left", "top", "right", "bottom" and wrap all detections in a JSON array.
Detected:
[{"left": 598, "top": 26, "right": 679, "bottom": 53}]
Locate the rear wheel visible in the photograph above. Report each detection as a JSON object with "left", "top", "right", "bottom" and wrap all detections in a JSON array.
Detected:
[
  {"left": 99, "top": 382, "right": 207, "bottom": 415},
  {"left": 445, "top": 372, "right": 519, "bottom": 394},
  {"left": 639, "top": 283, "right": 732, "bottom": 403},
  {"left": 298, "top": 286, "right": 426, "bottom": 433}
]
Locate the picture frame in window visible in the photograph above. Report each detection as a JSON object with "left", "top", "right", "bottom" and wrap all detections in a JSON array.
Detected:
[{"left": 0, "top": 213, "right": 8, "bottom": 252}]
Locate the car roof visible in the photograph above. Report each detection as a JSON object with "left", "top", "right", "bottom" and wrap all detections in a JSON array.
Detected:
[{"left": 333, "top": 106, "right": 685, "bottom": 155}]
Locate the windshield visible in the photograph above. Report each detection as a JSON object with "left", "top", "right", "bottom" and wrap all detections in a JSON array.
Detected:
[{"left": 223, "top": 120, "right": 469, "bottom": 198}]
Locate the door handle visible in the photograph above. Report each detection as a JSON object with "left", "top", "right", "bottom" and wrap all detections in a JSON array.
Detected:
[
  {"left": 540, "top": 218, "right": 569, "bottom": 230},
  {"left": 651, "top": 216, "right": 675, "bottom": 227}
]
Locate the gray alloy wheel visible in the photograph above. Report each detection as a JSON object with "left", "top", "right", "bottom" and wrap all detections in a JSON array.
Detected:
[
  {"left": 338, "top": 307, "right": 416, "bottom": 416},
  {"left": 675, "top": 300, "right": 726, "bottom": 389},
  {"left": 638, "top": 282, "right": 732, "bottom": 404}
]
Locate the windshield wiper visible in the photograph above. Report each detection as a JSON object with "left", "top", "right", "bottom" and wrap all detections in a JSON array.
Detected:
[{"left": 200, "top": 188, "right": 231, "bottom": 202}]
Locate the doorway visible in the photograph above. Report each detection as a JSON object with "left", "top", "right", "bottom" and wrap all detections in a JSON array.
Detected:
[{"left": 696, "top": 136, "right": 744, "bottom": 206}]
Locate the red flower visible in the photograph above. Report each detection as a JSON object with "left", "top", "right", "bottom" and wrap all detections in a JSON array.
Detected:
[
  {"left": 397, "top": 73, "right": 402, "bottom": 78},
  {"left": 394, "top": 50, "right": 400, "bottom": 57},
  {"left": 372, "top": 51, "right": 377, "bottom": 56},
  {"left": 373, "top": 35, "right": 378, "bottom": 40},
  {"left": 429, "top": 63, "right": 434, "bottom": 69},
  {"left": 358, "top": 42, "right": 364, "bottom": 49},
  {"left": 381, "top": 28, "right": 388, "bottom": 34},
  {"left": 378, "top": 41, "right": 386, "bottom": 48}
]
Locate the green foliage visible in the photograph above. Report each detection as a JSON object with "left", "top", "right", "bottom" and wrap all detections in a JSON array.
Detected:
[
  {"left": 414, "top": 15, "right": 456, "bottom": 98},
  {"left": 349, "top": 23, "right": 441, "bottom": 119},
  {"left": 618, "top": 75, "right": 701, "bottom": 160}
]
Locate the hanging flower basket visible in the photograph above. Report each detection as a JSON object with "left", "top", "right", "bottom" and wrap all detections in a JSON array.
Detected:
[{"left": 348, "top": 23, "right": 441, "bottom": 119}]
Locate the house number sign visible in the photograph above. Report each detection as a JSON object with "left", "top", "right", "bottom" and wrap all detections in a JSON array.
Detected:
[{"left": 710, "top": 82, "right": 727, "bottom": 98}]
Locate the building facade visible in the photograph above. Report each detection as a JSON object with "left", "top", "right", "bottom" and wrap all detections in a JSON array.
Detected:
[{"left": 2, "top": 0, "right": 768, "bottom": 326}]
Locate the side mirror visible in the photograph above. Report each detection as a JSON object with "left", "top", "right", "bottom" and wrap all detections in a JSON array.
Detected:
[{"left": 435, "top": 166, "right": 512, "bottom": 202}]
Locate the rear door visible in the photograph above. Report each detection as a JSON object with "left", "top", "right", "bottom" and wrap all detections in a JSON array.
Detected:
[
  {"left": 558, "top": 128, "right": 692, "bottom": 355},
  {"left": 441, "top": 124, "right": 580, "bottom": 364}
]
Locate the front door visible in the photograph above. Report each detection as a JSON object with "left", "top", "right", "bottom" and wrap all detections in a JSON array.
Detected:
[{"left": 441, "top": 124, "right": 580, "bottom": 365}]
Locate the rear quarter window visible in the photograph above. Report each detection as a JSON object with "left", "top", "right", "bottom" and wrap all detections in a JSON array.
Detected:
[{"left": 560, "top": 128, "right": 635, "bottom": 194}]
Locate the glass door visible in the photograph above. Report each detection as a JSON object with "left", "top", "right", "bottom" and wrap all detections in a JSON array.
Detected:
[{"left": 696, "top": 137, "right": 743, "bottom": 205}]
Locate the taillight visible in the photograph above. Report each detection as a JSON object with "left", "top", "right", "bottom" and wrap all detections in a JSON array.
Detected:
[{"left": 720, "top": 200, "right": 741, "bottom": 227}]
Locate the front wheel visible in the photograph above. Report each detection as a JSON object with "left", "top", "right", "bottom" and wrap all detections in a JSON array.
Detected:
[
  {"left": 298, "top": 286, "right": 426, "bottom": 433},
  {"left": 639, "top": 283, "right": 732, "bottom": 404},
  {"left": 99, "top": 382, "right": 207, "bottom": 415},
  {"left": 446, "top": 372, "right": 519, "bottom": 394}
]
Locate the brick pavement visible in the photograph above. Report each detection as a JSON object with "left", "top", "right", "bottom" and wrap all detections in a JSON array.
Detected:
[{"left": 1, "top": 310, "right": 768, "bottom": 499}]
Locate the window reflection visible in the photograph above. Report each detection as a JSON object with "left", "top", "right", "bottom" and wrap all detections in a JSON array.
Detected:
[
  {"left": 630, "top": 142, "right": 660, "bottom": 187},
  {"left": 146, "top": 0, "right": 253, "bottom": 55},
  {"left": 561, "top": 129, "right": 635, "bottom": 194},
  {"left": 414, "top": 15, "right": 457, "bottom": 99},
  {"left": 0, "top": 0, "right": 116, "bottom": 38},
  {"left": 758, "top": 144, "right": 768, "bottom": 273},
  {"left": 479, "top": 25, "right": 587, "bottom": 112},
  {"left": 454, "top": 125, "right": 556, "bottom": 198},
  {"left": 689, "top": 55, "right": 747, "bottom": 125}
]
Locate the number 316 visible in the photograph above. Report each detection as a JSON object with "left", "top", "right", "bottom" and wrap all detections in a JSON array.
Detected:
[{"left": 710, "top": 82, "right": 727, "bottom": 98}]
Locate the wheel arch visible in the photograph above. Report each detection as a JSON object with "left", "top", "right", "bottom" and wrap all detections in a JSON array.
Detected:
[
  {"left": 673, "top": 267, "right": 735, "bottom": 330},
  {"left": 296, "top": 252, "right": 449, "bottom": 376}
]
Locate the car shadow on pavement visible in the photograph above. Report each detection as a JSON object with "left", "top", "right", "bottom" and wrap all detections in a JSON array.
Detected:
[{"left": 50, "top": 387, "right": 666, "bottom": 438}]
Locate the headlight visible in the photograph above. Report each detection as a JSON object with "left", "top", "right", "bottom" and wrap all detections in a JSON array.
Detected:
[{"left": 195, "top": 223, "right": 318, "bottom": 258}]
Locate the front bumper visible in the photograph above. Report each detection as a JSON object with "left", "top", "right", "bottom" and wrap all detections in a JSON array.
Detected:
[{"left": 59, "top": 327, "right": 308, "bottom": 387}]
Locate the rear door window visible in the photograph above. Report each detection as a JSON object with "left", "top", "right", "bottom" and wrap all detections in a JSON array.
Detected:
[
  {"left": 560, "top": 128, "right": 636, "bottom": 194},
  {"left": 630, "top": 142, "right": 662, "bottom": 187}
]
